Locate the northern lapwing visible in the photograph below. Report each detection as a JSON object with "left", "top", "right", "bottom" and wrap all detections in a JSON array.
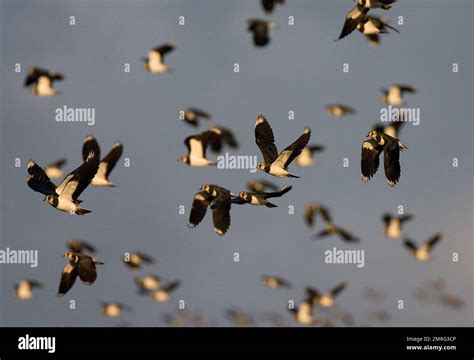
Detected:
[
  {"left": 67, "top": 239, "right": 96, "bottom": 254},
  {"left": 27, "top": 142, "right": 100, "bottom": 215},
  {"left": 315, "top": 223, "right": 359, "bottom": 243},
  {"left": 142, "top": 43, "right": 175, "bottom": 73},
  {"left": 381, "top": 84, "right": 416, "bottom": 106},
  {"left": 232, "top": 185, "right": 292, "bottom": 208},
  {"left": 255, "top": 114, "right": 311, "bottom": 178},
  {"left": 13, "top": 280, "right": 42, "bottom": 300},
  {"left": 304, "top": 202, "right": 332, "bottom": 229},
  {"left": 246, "top": 179, "right": 279, "bottom": 193},
  {"left": 248, "top": 19, "right": 276, "bottom": 47},
  {"left": 403, "top": 233, "right": 442, "bottom": 261},
  {"left": 58, "top": 252, "right": 103, "bottom": 296},
  {"left": 382, "top": 213, "right": 414, "bottom": 239},
  {"left": 182, "top": 107, "right": 211, "bottom": 127},
  {"left": 82, "top": 135, "right": 123, "bottom": 187},
  {"left": 289, "top": 300, "right": 314, "bottom": 325},
  {"left": 134, "top": 275, "right": 162, "bottom": 294},
  {"left": 150, "top": 280, "right": 180, "bottom": 303},
  {"left": 261, "top": 0, "right": 285, "bottom": 13},
  {"left": 188, "top": 184, "right": 234, "bottom": 236},
  {"left": 179, "top": 130, "right": 222, "bottom": 166},
  {"left": 355, "top": 0, "right": 396, "bottom": 10},
  {"left": 325, "top": 104, "right": 356, "bottom": 117},
  {"left": 100, "top": 302, "right": 132, "bottom": 318},
  {"left": 372, "top": 114, "right": 405, "bottom": 138},
  {"left": 44, "top": 158, "right": 67, "bottom": 180},
  {"left": 306, "top": 282, "right": 347, "bottom": 308},
  {"left": 295, "top": 144, "right": 325, "bottom": 167},
  {"left": 24, "top": 66, "right": 64, "bottom": 96},
  {"left": 358, "top": 16, "right": 399, "bottom": 47},
  {"left": 261, "top": 275, "right": 292, "bottom": 289},
  {"left": 209, "top": 125, "right": 239, "bottom": 153},
  {"left": 362, "top": 130, "right": 407, "bottom": 187},
  {"left": 336, "top": 5, "right": 369, "bottom": 40},
  {"left": 123, "top": 252, "right": 154, "bottom": 271}
]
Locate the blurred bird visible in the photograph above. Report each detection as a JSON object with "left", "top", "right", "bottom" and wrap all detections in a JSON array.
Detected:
[
  {"left": 261, "top": 275, "right": 292, "bottom": 289},
  {"left": 261, "top": 0, "right": 285, "bottom": 13},
  {"left": 13, "top": 280, "right": 42, "bottom": 300},
  {"left": 355, "top": 0, "right": 397, "bottom": 9},
  {"left": 151, "top": 280, "right": 181, "bottom": 303},
  {"left": 439, "top": 294, "right": 464, "bottom": 310},
  {"left": 306, "top": 282, "right": 347, "bottom": 308},
  {"left": 382, "top": 213, "right": 414, "bottom": 239},
  {"left": 369, "top": 309, "right": 391, "bottom": 322},
  {"left": 336, "top": 5, "right": 369, "bottom": 40},
  {"left": 44, "top": 159, "right": 67, "bottom": 180},
  {"left": 358, "top": 16, "right": 399, "bottom": 47},
  {"left": 24, "top": 66, "right": 64, "bottom": 96},
  {"left": 181, "top": 107, "right": 211, "bottom": 127},
  {"left": 246, "top": 179, "right": 279, "bottom": 193},
  {"left": 123, "top": 252, "right": 154, "bottom": 271},
  {"left": 325, "top": 104, "right": 356, "bottom": 117},
  {"left": 67, "top": 239, "right": 96, "bottom": 254},
  {"left": 142, "top": 43, "right": 175, "bottom": 73},
  {"left": 248, "top": 19, "right": 277, "bottom": 47},
  {"left": 304, "top": 202, "right": 332, "bottom": 229},
  {"left": 255, "top": 114, "right": 311, "bottom": 178},
  {"left": 179, "top": 130, "right": 221, "bottom": 166},
  {"left": 362, "top": 130, "right": 407, "bottom": 187},
  {"left": 232, "top": 185, "right": 292, "bottom": 208},
  {"left": 294, "top": 144, "right": 325, "bottom": 167},
  {"left": 380, "top": 84, "right": 416, "bottom": 106},
  {"left": 100, "top": 302, "right": 132, "bottom": 318},
  {"left": 315, "top": 223, "right": 359, "bottom": 243},
  {"left": 27, "top": 141, "right": 100, "bottom": 215},
  {"left": 403, "top": 233, "right": 442, "bottom": 261},
  {"left": 209, "top": 125, "right": 239, "bottom": 153},
  {"left": 363, "top": 287, "right": 385, "bottom": 303},
  {"left": 226, "top": 308, "right": 254, "bottom": 327},
  {"left": 134, "top": 275, "right": 162, "bottom": 293},
  {"left": 372, "top": 114, "right": 405, "bottom": 138},
  {"left": 58, "top": 252, "right": 103, "bottom": 296},
  {"left": 289, "top": 300, "right": 315, "bottom": 325},
  {"left": 82, "top": 135, "right": 123, "bottom": 187}
]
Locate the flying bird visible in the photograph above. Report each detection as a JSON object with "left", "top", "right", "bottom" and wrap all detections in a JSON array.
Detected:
[
  {"left": 188, "top": 184, "right": 233, "bottom": 236},
  {"left": 142, "top": 43, "right": 175, "bottom": 73},
  {"left": 246, "top": 179, "right": 279, "bottom": 193},
  {"left": 361, "top": 130, "right": 407, "bottom": 187},
  {"left": 372, "top": 115, "right": 405, "bottom": 138},
  {"left": 357, "top": 16, "right": 399, "bottom": 47},
  {"left": 13, "top": 280, "right": 42, "bottom": 300},
  {"left": 403, "top": 233, "right": 442, "bottom": 261},
  {"left": 294, "top": 144, "right": 325, "bottom": 167},
  {"left": 123, "top": 252, "right": 154, "bottom": 271},
  {"left": 134, "top": 275, "right": 162, "bottom": 294},
  {"left": 232, "top": 185, "right": 292, "bottom": 208},
  {"left": 382, "top": 213, "right": 414, "bottom": 239},
  {"left": 150, "top": 280, "right": 181, "bottom": 303},
  {"left": 208, "top": 125, "right": 239, "bottom": 153},
  {"left": 336, "top": 5, "right": 369, "bottom": 40},
  {"left": 354, "top": 0, "right": 396, "bottom": 10},
  {"left": 261, "top": 0, "right": 285, "bottom": 13},
  {"left": 67, "top": 239, "right": 96, "bottom": 254},
  {"left": 58, "top": 252, "right": 103, "bottom": 296},
  {"left": 325, "top": 104, "right": 356, "bottom": 117},
  {"left": 255, "top": 114, "right": 311, "bottom": 178},
  {"left": 82, "top": 135, "right": 123, "bottom": 187},
  {"left": 43, "top": 159, "right": 67, "bottom": 180},
  {"left": 380, "top": 84, "right": 416, "bottom": 106},
  {"left": 100, "top": 302, "right": 132, "bottom": 318},
  {"left": 226, "top": 308, "right": 254, "bottom": 327},
  {"left": 315, "top": 223, "right": 359, "bottom": 243},
  {"left": 289, "top": 300, "right": 315, "bottom": 325},
  {"left": 306, "top": 282, "right": 347, "bottom": 308},
  {"left": 27, "top": 141, "right": 100, "bottom": 215},
  {"left": 304, "top": 202, "right": 332, "bottom": 229},
  {"left": 248, "top": 19, "right": 276, "bottom": 47},
  {"left": 261, "top": 275, "right": 292, "bottom": 289},
  {"left": 178, "top": 130, "right": 222, "bottom": 166},
  {"left": 24, "top": 66, "right": 64, "bottom": 96},
  {"left": 181, "top": 108, "right": 211, "bottom": 127}
]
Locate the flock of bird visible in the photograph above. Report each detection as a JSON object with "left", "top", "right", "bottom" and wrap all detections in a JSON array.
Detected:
[{"left": 12, "top": 0, "right": 464, "bottom": 326}]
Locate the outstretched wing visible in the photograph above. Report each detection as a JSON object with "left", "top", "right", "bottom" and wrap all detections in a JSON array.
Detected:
[
  {"left": 188, "top": 191, "right": 212, "bottom": 228},
  {"left": 98, "top": 142, "right": 123, "bottom": 180},
  {"left": 27, "top": 160, "right": 57, "bottom": 196},
  {"left": 255, "top": 115, "right": 279, "bottom": 164},
  {"left": 361, "top": 139, "right": 382, "bottom": 182},
  {"left": 58, "top": 262, "right": 78, "bottom": 296},
  {"left": 82, "top": 135, "right": 101, "bottom": 162},
  {"left": 337, "top": 5, "right": 368, "bottom": 40},
  {"left": 274, "top": 127, "right": 311, "bottom": 168},
  {"left": 383, "top": 141, "right": 401, "bottom": 187}
]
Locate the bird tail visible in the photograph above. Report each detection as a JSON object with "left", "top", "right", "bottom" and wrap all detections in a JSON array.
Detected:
[
  {"left": 75, "top": 207, "right": 91, "bottom": 215},
  {"left": 265, "top": 202, "right": 277, "bottom": 208},
  {"left": 287, "top": 173, "right": 300, "bottom": 178}
]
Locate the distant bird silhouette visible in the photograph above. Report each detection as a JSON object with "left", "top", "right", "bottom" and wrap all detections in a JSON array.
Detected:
[
  {"left": 142, "top": 43, "right": 175, "bottom": 73},
  {"left": 248, "top": 19, "right": 276, "bottom": 47},
  {"left": 24, "top": 66, "right": 64, "bottom": 96}
]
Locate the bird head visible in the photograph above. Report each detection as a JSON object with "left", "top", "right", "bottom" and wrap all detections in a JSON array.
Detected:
[
  {"left": 239, "top": 192, "right": 251, "bottom": 201},
  {"left": 257, "top": 162, "right": 266, "bottom": 171}
]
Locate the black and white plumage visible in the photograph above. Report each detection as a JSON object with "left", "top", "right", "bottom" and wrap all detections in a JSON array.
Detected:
[
  {"left": 24, "top": 66, "right": 64, "bottom": 96},
  {"left": 142, "top": 43, "right": 175, "bottom": 73},
  {"left": 13, "top": 279, "right": 42, "bottom": 300},
  {"left": 182, "top": 108, "right": 211, "bottom": 127},
  {"left": 123, "top": 252, "right": 154, "bottom": 271},
  {"left": 150, "top": 280, "right": 181, "bottom": 303},
  {"left": 355, "top": 0, "right": 397, "bottom": 10},
  {"left": 27, "top": 141, "right": 100, "bottom": 215},
  {"left": 232, "top": 185, "right": 292, "bottom": 208},
  {"left": 100, "top": 302, "right": 132, "bottom": 317},
  {"left": 315, "top": 224, "right": 359, "bottom": 243},
  {"left": 44, "top": 158, "right": 67, "bottom": 180},
  {"left": 246, "top": 179, "right": 279, "bottom": 193},
  {"left": 295, "top": 144, "right": 325, "bottom": 167},
  {"left": 261, "top": 275, "right": 292, "bottom": 289},
  {"left": 304, "top": 202, "right": 332, "bottom": 229},
  {"left": 188, "top": 184, "right": 233, "bottom": 236},
  {"left": 179, "top": 130, "right": 222, "bottom": 166},
  {"left": 381, "top": 84, "right": 416, "bottom": 106},
  {"left": 208, "top": 125, "right": 239, "bottom": 153},
  {"left": 289, "top": 300, "right": 314, "bottom": 325},
  {"left": 306, "top": 282, "right": 347, "bottom": 308},
  {"left": 82, "top": 135, "right": 123, "bottom": 186},
  {"left": 248, "top": 19, "right": 276, "bottom": 47},
  {"left": 404, "top": 233, "right": 442, "bottom": 262},
  {"left": 261, "top": 0, "right": 285, "bottom": 13},
  {"left": 382, "top": 213, "right": 414, "bottom": 239},
  {"left": 337, "top": 5, "right": 369, "bottom": 40},
  {"left": 67, "top": 239, "right": 96, "bottom": 254},
  {"left": 325, "top": 104, "right": 356, "bottom": 117},
  {"left": 362, "top": 130, "right": 407, "bottom": 187},
  {"left": 358, "top": 16, "right": 399, "bottom": 47},
  {"left": 255, "top": 115, "right": 311, "bottom": 178},
  {"left": 373, "top": 114, "right": 405, "bottom": 138},
  {"left": 58, "top": 252, "right": 103, "bottom": 296}
]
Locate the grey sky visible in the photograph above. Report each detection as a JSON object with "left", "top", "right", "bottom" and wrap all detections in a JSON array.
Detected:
[{"left": 0, "top": 0, "right": 472, "bottom": 327}]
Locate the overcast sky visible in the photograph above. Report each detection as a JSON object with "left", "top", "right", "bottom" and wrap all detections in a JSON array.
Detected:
[{"left": 0, "top": 0, "right": 472, "bottom": 327}]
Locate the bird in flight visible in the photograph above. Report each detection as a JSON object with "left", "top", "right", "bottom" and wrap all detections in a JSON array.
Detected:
[
  {"left": 325, "top": 104, "right": 356, "bottom": 117},
  {"left": 306, "top": 282, "right": 347, "bottom": 308},
  {"left": 24, "top": 66, "right": 64, "bottom": 96},
  {"left": 294, "top": 144, "right": 325, "bottom": 167},
  {"left": 380, "top": 84, "right": 416, "bottom": 106},
  {"left": 58, "top": 252, "right": 103, "bottom": 296},
  {"left": 261, "top": 0, "right": 285, "bottom": 13},
  {"left": 232, "top": 185, "right": 292, "bottom": 208},
  {"left": 142, "top": 43, "right": 175, "bottom": 73},
  {"left": 248, "top": 19, "right": 277, "bottom": 47},
  {"left": 67, "top": 239, "right": 97, "bottom": 254},
  {"left": 261, "top": 275, "right": 292, "bottom": 289},
  {"left": 255, "top": 114, "right": 311, "bottom": 178},
  {"left": 304, "top": 202, "right": 332, "bottom": 229},
  {"left": 13, "top": 280, "right": 42, "bottom": 300},
  {"left": 43, "top": 158, "right": 67, "bottom": 180},
  {"left": 181, "top": 107, "right": 211, "bottom": 127},
  {"left": 382, "top": 213, "right": 414, "bottom": 239},
  {"left": 404, "top": 233, "right": 442, "bottom": 262}
]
